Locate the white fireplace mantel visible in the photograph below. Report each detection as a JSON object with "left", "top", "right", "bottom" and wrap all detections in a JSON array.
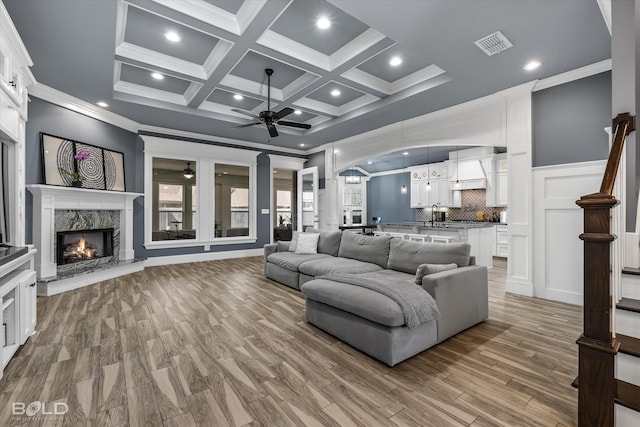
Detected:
[{"left": 26, "top": 185, "right": 143, "bottom": 279}]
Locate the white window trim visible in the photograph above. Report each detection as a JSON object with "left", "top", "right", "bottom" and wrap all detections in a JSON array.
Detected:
[{"left": 142, "top": 135, "right": 259, "bottom": 250}]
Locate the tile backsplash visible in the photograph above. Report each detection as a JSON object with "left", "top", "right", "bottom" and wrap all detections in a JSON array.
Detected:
[{"left": 416, "top": 189, "right": 505, "bottom": 221}]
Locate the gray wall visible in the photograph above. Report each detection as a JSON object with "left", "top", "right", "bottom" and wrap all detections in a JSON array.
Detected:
[
  {"left": 25, "top": 98, "right": 303, "bottom": 258},
  {"left": 25, "top": 98, "right": 140, "bottom": 244},
  {"left": 367, "top": 173, "right": 414, "bottom": 223},
  {"left": 532, "top": 71, "right": 612, "bottom": 167}
]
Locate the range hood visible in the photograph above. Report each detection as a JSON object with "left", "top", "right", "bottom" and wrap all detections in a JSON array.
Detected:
[{"left": 449, "top": 159, "right": 487, "bottom": 189}]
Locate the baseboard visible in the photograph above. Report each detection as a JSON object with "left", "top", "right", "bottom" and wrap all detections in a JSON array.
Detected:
[
  {"left": 506, "top": 280, "right": 533, "bottom": 297},
  {"left": 37, "top": 262, "right": 145, "bottom": 296},
  {"left": 144, "top": 248, "right": 263, "bottom": 267}
]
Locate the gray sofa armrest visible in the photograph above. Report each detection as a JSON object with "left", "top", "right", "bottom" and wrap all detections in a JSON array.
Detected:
[
  {"left": 264, "top": 243, "right": 278, "bottom": 276},
  {"left": 277, "top": 241, "right": 291, "bottom": 252},
  {"left": 264, "top": 242, "right": 292, "bottom": 275},
  {"left": 421, "top": 265, "right": 488, "bottom": 343}
]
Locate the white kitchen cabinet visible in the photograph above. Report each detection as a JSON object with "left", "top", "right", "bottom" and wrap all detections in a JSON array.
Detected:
[
  {"left": 0, "top": 249, "right": 37, "bottom": 380},
  {"left": 497, "top": 173, "right": 508, "bottom": 206},
  {"left": 411, "top": 181, "right": 427, "bottom": 208},
  {"left": 496, "top": 224, "right": 508, "bottom": 258},
  {"left": 19, "top": 271, "right": 37, "bottom": 343},
  {"left": 451, "top": 189, "right": 462, "bottom": 208}
]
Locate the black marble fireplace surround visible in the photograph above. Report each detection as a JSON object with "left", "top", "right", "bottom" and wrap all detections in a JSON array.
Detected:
[{"left": 54, "top": 210, "right": 120, "bottom": 275}]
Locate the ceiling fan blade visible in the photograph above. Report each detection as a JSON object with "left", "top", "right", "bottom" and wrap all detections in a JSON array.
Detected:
[
  {"left": 232, "top": 122, "right": 261, "bottom": 128},
  {"left": 231, "top": 108, "right": 259, "bottom": 119},
  {"left": 277, "top": 120, "right": 311, "bottom": 130},
  {"left": 273, "top": 107, "right": 294, "bottom": 120},
  {"left": 267, "top": 124, "right": 279, "bottom": 137}
]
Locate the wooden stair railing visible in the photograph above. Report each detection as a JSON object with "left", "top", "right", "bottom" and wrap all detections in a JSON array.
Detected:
[{"left": 576, "top": 112, "right": 636, "bottom": 426}]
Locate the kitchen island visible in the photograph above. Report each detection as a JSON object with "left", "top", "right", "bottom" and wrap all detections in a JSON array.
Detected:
[{"left": 375, "top": 222, "right": 495, "bottom": 267}]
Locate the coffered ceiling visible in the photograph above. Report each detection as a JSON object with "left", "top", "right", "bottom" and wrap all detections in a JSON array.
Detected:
[{"left": 5, "top": 0, "right": 611, "bottom": 150}]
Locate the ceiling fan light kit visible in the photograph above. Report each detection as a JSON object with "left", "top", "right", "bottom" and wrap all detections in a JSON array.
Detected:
[{"left": 232, "top": 68, "right": 311, "bottom": 138}]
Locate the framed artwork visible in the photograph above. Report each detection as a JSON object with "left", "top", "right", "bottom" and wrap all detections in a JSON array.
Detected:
[{"left": 41, "top": 133, "right": 126, "bottom": 192}]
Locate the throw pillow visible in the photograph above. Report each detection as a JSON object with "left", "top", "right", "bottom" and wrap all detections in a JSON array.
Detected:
[
  {"left": 288, "top": 231, "right": 300, "bottom": 252},
  {"left": 295, "top": 233, "right": 320, "bottom": 255},
  {"left": 414, "top": 263, "right": 458, "bottom": 285}
]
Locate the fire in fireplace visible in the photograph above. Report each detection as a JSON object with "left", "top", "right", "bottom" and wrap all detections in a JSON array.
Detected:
[{"left": 56, "top": 228, "right": 114, "bottom": 265}]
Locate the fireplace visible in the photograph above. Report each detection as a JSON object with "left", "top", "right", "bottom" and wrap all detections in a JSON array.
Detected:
[{"left": 56, "top": 228, "right": 114, "bottom": 266}]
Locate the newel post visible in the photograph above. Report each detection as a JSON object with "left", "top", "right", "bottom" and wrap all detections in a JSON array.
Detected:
[
  {"left": 576, "top": 194, "right": 619, "bottom": 426},
  {"left": 575, "top": 112, "right": 634, "bottom": 426}
]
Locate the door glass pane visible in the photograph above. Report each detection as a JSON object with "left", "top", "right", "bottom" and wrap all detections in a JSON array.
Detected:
[
  {"left": 152, "top": 157, "right": 197, "bottom": 241},
  {"left": 215, "top": 164, "right": 249, "bottom": 237},
  {"left": 302, "top": 173, "right": 314, "bottom": 230}
]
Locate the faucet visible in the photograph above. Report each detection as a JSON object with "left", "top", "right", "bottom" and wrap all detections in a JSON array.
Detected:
[{"left": 431, "top": 204, "right": 438, "bottom": 227}]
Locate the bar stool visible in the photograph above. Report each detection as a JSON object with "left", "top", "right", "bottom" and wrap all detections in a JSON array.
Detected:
[{"left": 430, "top": 235, "right": 454, "bottom": 244}]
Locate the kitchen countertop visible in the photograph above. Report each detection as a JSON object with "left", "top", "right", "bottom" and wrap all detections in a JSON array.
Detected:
[{"left": 381, "top": 222, "right": 500, "bottom": 230}]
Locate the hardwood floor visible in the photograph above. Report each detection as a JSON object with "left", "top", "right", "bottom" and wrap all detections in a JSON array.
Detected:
[{"left": 0, "top": 257, "right": 582, "bottom": 426}]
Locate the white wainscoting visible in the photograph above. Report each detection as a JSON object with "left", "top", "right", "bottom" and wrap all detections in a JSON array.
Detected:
[{"left": 532, "top": 160, "right": 606, "bottom": 305}]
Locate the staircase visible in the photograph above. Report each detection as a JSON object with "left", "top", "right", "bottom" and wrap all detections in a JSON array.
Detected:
[
  {"left": 576, "top": 112, "right": 640, "bottom": 426},
  {"left": 615, "top": 270, "right": 640, "bottom": 425}
]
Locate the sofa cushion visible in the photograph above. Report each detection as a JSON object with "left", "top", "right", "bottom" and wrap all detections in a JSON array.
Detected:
[
  {"left": 301, "top": 278, "right": 405, "bottom": 327},
  {"left": 387, "top": 240, "right": 470, "bottom": 274},
  {"left": 337, "top": 232, "right": 392, "bottom": 268},
  {"left": 288, "top": 231, "right": 300, "bottom": 252},
  {"left": 267, "top": 252, "right": 332, "bottom": 272},
  {"left": 298, "top": 257, "right": 383, "bottom": 277},
  {"left": 414, "top": 263, "right": 458, "bottom": 285},
  {"left": 305, "top": 227, "right": 342, "bottom": 256},
  {"left": 295, "top": 233, "right": 319, "bottom": 254}
]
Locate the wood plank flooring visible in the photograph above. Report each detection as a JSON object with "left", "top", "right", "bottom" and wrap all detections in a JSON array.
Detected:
[{"left": 0, "top": 257, "right": 582, "bottom": 426}]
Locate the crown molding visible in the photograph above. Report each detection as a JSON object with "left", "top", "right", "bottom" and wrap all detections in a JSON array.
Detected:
[
  {"left": 533, "top": 59, "right": 611, "bottom": 92},
  {"left": 29, "top": 83, "right": 140, "bottom": 133},
  {"left": 138, "top": 125, "right": 306, "bottom": 155}
]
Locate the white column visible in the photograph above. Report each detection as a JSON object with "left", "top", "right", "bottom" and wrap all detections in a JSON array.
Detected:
[{"left": 504, "top": 83, "right": 536, "bottom": 296}]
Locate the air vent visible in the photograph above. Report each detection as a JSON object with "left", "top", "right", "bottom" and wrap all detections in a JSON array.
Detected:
[{"left": 474, "top": 31, "right": 513, "bottom": 56}]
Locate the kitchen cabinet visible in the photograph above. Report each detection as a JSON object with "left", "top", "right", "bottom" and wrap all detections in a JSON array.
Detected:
[
  {"left": 496, "top": 224, "right": 508, "bottom": 257},
  {"left": 450, "top": 189, "right": 462, "bottom": 208},
  {"left": 0, "top": 249, "right": 37, "bottom": 380},
  {"left": 410, "top": 162, "right": 449, "bottom": 207},
  {"left": 497, "top": 173, "right": 508, "bottom": 206}
]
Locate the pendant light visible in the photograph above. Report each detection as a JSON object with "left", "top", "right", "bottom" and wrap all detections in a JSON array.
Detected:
[
  {"left": 183, "top": 162, "right": 194, "bottom": 179},
  {"left": 425, "top": 147, "right": 431, "bottom": 191},
  {"left": 453, "top": 146, "right": 461, "bottom": 189},
  {"left": 400, "top": 152, "right": 408, "bottom": 194}
]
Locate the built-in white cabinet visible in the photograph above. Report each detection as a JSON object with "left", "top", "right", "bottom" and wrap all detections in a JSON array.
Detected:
[
  {"left": 496, "top": 224, "right": 508, "bottom": 257},
  {"left": 410, "top": 162, "right": 449, "bottom": 207},
  {"left": 0, "top": 249, "right": 37, "bottom": 380},
  {"left": 495, "top": 154, "right": 508, "bottom": 207}
]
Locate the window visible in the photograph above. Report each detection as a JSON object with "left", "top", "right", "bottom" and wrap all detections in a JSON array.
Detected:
[
  {"left": 151, "top": 158, "right": 197, "bottom": 241},
  {"left": 276, "top": 190, "right": 292, "bottom": 226},
  {"left": 215, "top": 164, "right": 249, "bottom": 237},
  {"left": 144, "top": 136, "right": 258, "bottom": 248}
]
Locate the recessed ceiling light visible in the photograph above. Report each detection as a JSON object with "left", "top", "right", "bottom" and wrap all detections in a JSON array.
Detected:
[
  {"left": 294, "top": 110, "right": 302, "bottom": 115},
  {"left": 233, "top": 94, "right": 244, "bottom": 100},
  {"left": 367, "top": 161, "right": 373, "bottom": 164},
  {"left": 164, "top": 31, "right": 181, "bottom": 42},
  {"left": 223, "top": 171, "right": 228, "bottom": 175},
  {"left": 403, "top": 152, "right": 409, "bottom": 156},
  {"left": 331, "top": 89, "right": 341, "bottom": 97},
  {"left": 97, "top": 101, "right": 109, "bottom": 108},
  {"left": 389, "top": 56, "right": 403, "bottom": 67},
  {"left": 316, "top": 16, "right": 331, "bottom": 30},
  {"left": 151, "top": 72, "right": 164, "bottom": 80},
  {"left": 524, "top": 60, "right": 541, "bottom": 71},
  {"left": 299, "top": 143, "right": 305, "bottom": 147}
]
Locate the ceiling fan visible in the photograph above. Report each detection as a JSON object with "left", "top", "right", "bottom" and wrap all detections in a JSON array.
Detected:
[{"left": 232, "top": 68, "right": 311, "bottom": 137}]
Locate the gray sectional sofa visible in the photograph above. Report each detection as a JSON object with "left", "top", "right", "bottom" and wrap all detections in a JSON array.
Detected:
[{"left": 264, "top": 230, "right": 489, "bottom": 366}]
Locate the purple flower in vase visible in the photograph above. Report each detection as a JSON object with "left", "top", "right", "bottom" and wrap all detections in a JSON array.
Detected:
[{"left": 74, "top": 150, "right": 90, "bottom": 161}]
